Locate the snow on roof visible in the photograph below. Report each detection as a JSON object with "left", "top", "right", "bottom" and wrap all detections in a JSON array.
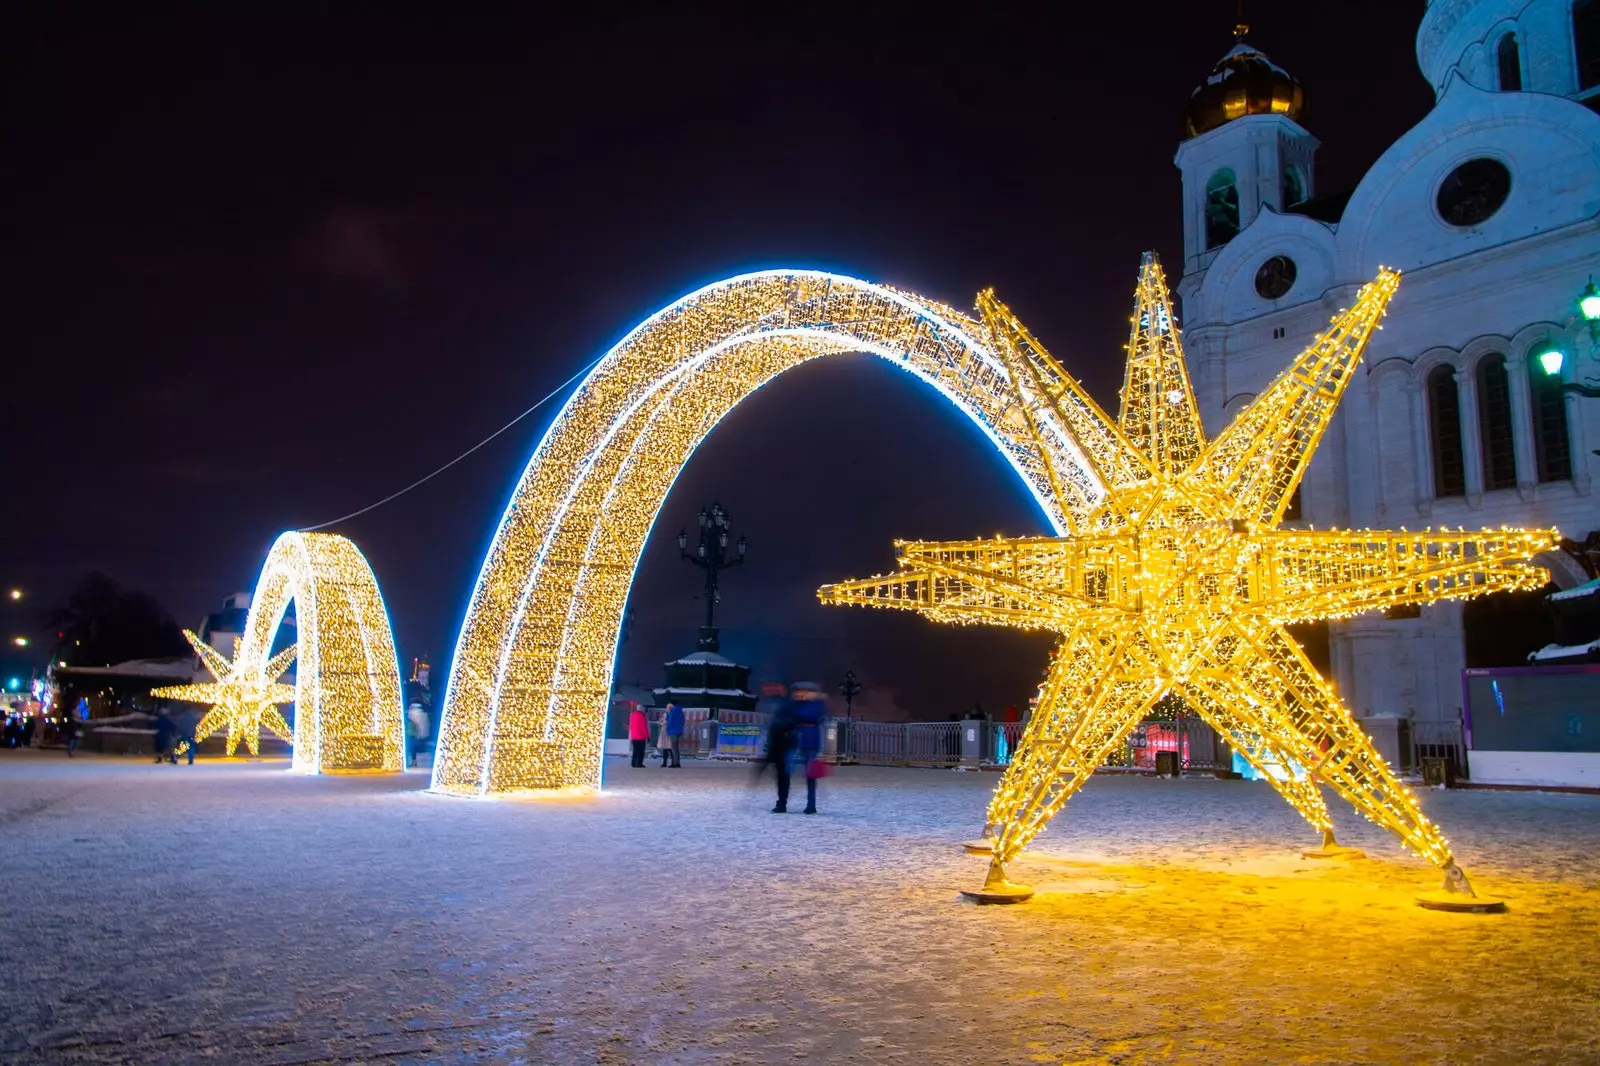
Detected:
[
  {"left": 652, "top": 686, "right": 755, "bottom": 698},
  {"left": 57, "top": 657, "right": 195, "bottom": 680},
  {"left": 666, "top": 651, "right": 737, "bottom": 666},
  {"left": 1529, "top": 638, "right": 1600, "bottom": 663},
  {"left": 1550, "top": 578, "right": 1600, "bottom": 602}
]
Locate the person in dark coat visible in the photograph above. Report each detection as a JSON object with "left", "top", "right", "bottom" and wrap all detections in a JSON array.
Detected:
[
  {"left": 658, "top": 702, "right": 685, "bottom": 768},
  {"left": 177, "top": 708, "right": 202, "bottom": 764},
  {"left": 61, "top": 714, "right": 81, "bottom": 757},
  {"left": 153, "top": 710, "right": 178, "bottom": 764},
  {"left": 790, "top": 682, "right": 827, "bottom": 814},
  {"left": 757, "top": 696, "right": 799, "bottom": 812}
]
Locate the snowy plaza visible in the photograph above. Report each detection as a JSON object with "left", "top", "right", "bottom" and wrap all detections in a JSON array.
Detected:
[{"left": 2, "top": 753, "right": 1599, "bottom": 1065}]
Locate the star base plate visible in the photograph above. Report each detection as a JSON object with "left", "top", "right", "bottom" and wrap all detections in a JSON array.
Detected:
[
  {"left": 1301, "top": 844, "right": 1365, "bottom": 860},
  {"left": 962, "top": 838, "right": 995, "bottom": 855},
  {"left": 1415, "top": 891, "right": 1507, "bottom": 914},
  {"left": 959, "top": 880, "right": 1034, "bottom": 905}
]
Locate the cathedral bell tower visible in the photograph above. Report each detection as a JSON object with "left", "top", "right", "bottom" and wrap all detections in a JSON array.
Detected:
[{"left": 1173, "top": 12, "right": 1318, "bottom": 281}]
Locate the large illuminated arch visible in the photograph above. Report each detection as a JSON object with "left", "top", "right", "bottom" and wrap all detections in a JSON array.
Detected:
[
  {"left": 432, "top": 271, "right": 1082, "bottom": 795},
  {"left": 238, "top": 531, "right": 406, "bottom": 773}
]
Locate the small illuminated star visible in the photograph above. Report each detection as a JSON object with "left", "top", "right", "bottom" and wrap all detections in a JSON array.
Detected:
[{"left": 154, "top": 631, "right": 297, "bottom": 757}]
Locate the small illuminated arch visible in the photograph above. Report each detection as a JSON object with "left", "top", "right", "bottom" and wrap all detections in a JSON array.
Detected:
[
  {"left": 432, "top": 270, "right": 1090, "bottom": 796},
  {"left": 239, "top": 531, "right": 406, "bottom": 773}
]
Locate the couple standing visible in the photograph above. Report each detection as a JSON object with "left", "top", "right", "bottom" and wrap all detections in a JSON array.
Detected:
[
  {"left": 759, "top": 681, "right": 827, "bottom": 814},
  {"left": 628, "top": 702, "right": 684, "bottom": 767}
]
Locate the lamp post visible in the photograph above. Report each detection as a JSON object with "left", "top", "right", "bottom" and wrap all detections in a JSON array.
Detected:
[
  {"left": 676, "top": 502, "right": 746, "bottom": 652},
  {"left": 839, "top": 670, "right": 861, "bottom": 719},
  {"left": 1536, "top": 279, "right": 1600, "bottom": 400}
]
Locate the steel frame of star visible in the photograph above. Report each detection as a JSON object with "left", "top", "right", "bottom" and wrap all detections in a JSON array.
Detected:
[
  {"left": 154, "top": 631, "right": 297, "bottom": 758},
  {"left": 819, "top": 253, "right": 1557, "bottom": 902}
]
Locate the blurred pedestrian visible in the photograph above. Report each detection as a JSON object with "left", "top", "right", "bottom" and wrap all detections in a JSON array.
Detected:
[
  {"left": 756, "top": 695, "right": 799, "bottom": 813},
  {"left": 628, "top": 705, "right": 650, "bottom": 767},
  {"left": 791, "top": 682, "right": 827, "bottom": 815},
  {"left": 154, "top": 710, "right": 178, "bottom": 764},
  {"left": 62, "top": 714, "right": 80, "bottom": 758},
  {"left": 658, "top": 702, "right": 684, "bottom": 768},
  {"left": 3, "top": 714, "right": 17, "bottom": 749},
  {"left": 406, "top": 701, "right": 430, "bottom": 768},
  {"left": 178, "top": 707, "right": 201, "bottom": 764},
  {"left": 20, "top": 715, "right": 37, "bottom": 748}
]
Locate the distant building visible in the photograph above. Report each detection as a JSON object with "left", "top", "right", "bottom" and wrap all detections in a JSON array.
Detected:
[
  {"left": 196, "top": 591, "right": 253, "bottom": 653},
  {"left": 1174, "top": 0, "right": 1600, "bottom": 733},
  {"left": 653, "top": 650, "right": 757, "bottom": 716}
]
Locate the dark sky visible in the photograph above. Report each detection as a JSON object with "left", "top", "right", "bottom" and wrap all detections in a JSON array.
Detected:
[{"left": 0, "top": 2, "right": 1436, "bottom": 716}]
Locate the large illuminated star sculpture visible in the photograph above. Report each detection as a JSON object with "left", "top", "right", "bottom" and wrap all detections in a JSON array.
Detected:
[
  {"left": 820, "top": 253, "right": 1556, "bottom": 904},
  {"left": 154, "top": 631, "right": 297, "bottom": 757}
]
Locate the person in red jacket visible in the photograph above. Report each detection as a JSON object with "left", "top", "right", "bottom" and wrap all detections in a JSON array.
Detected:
[{"left": 627, "top": 705, "right": 651, "bottom": 768}]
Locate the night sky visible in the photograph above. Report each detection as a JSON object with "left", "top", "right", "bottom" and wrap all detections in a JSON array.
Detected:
[{"left": 1, "top": 2, "right": 1436, "bottom": 716}]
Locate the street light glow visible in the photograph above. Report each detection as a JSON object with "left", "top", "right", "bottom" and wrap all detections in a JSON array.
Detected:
[
  {"left": 1538, "top": 346, "right": 1565, "bottom": 377},
  {"left": 7, "top": 589, "right": 20, "bottom": 601},
  {"left": 11, "top": 636, "right": 28, "bottom": 647},
  {"left": 1580, "top": 280, "right": 1600, "bottom": 323}
]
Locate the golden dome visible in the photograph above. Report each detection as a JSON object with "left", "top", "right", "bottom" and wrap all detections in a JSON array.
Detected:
[{"left": 1183, "top": 27, "right": 1306, "bottom": 140}]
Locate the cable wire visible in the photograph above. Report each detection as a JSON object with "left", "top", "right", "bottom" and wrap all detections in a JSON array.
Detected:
[{"left": 298, "top": 357, "right": 601, "bottom": 532}]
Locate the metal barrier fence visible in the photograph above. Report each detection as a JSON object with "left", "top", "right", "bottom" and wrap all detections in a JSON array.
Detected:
[
  {"left": 837, "top": 719, "right": 965, "bottom": 766},
  {"left": 645, "top": 707, "right": 712, "bottom": 757},
  {"left": 1408, "top": 717, "right": 1468, "bottom": 779},
  {"left": 989, "top": 722, "right": 1025, "bottom": 765}
]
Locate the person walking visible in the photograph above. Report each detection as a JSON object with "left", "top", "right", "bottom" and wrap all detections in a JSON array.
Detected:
[
  {"left": 62, "top": 713, "right": 81, "bottom": 758},
  {"left": 791, "top": 682, "right": 827, "bottom": 814},
  {"left": 758, "top": 695, "right": 799, "bottom": 812},
  {"left": 154, "top": 709, "right": 178, "bottom": 765},
  {"left": 178, "top": 707, "right": 201, "bottom": 764},
  {"left": 627, "top": 705, "right": 651, "bottom": 768},
  {"left": 406, "top": 701, "right": 431, "bottom": 768},
  {"left": 658, "top": 702, "right": 685, "bottom": 768}
]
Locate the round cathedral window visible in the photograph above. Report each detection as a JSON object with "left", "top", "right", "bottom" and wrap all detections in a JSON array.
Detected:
[
  {"left": 1254, "top": 255, "right": 1297, "bottom": 300},
  {"left": 1436, "top": 158, "right": 1511, "bottom": 227}
]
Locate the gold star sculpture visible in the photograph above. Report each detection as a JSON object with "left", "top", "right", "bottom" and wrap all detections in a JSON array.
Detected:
[
  {"left": 154, "top": 630, "right": 297, "bottom": 758},
  {"left": 820, "top": 253, "right": 1556, "bottom": 905}
]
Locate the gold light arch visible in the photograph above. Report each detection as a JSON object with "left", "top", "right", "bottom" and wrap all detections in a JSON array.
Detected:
[
  {"left": 239, "top": 531, "right": 405, "bottom": 773},
  {"left": 432, "top": 271, "right": 1075, "bottom": 796}
]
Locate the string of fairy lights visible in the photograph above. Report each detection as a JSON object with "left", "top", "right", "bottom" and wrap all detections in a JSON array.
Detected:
[{"left": 819, "top": 254, "right": 1556, "bottom": 899}]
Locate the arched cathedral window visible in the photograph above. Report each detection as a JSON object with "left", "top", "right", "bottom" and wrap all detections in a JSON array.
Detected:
[
  {"left": 1204, "top": 169, "right": 1240, "bottom": 249},
  {"left": 1427, "top": 365, "right": 1466, "bottom": 499},
  {"left": 1497, "top": 34, "right": 1522, "bottom": 91},
  {"left": 1528, "top": 348, "right": 1572, "bottom": 483},
  {"left": 1475, "top": 354, "right": 1517, "bottom": 490},
  {"left": 1578, "top": 0, "right": 1600, "bottom": 91},
  {"left": 1281, "top": 165, "right": 1305, "bottom": 208}
]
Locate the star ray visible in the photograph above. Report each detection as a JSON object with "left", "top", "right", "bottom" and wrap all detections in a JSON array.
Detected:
[
  {"left": 1190, "top": 269, "right": 1399, "bottom": 526},
  {"left": 1118, "top": 252, "right": 1205, "bottom": 474},
  {"left": 1251, "top": 526, "right": 1557, "bottom": 625},
  {"left": 1200, "top": 622, "right": 1452, "bottom": 866}
]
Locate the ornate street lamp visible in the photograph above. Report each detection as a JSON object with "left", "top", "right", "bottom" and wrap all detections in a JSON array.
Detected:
[
  {"left": 839, "top": 670, "right": 861, "bottom": 718},
  {"left": 676, "top": 501, "right": 746, "bottom": 651},
  {"left": 1579, "top": 279, "right": 1600, "bottom": 338},
  {"left": 1532, "top": 282, "right": 1600, "bottom": 400}
]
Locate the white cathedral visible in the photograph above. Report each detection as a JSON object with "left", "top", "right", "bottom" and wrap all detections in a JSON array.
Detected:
[{"left": 1173, "top": 1, "right": 1600, "bottom": 736}]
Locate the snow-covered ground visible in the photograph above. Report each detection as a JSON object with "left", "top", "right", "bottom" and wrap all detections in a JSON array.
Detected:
[{"left": 2, "top": 749, "right": 1598, "bottom": 1065}]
